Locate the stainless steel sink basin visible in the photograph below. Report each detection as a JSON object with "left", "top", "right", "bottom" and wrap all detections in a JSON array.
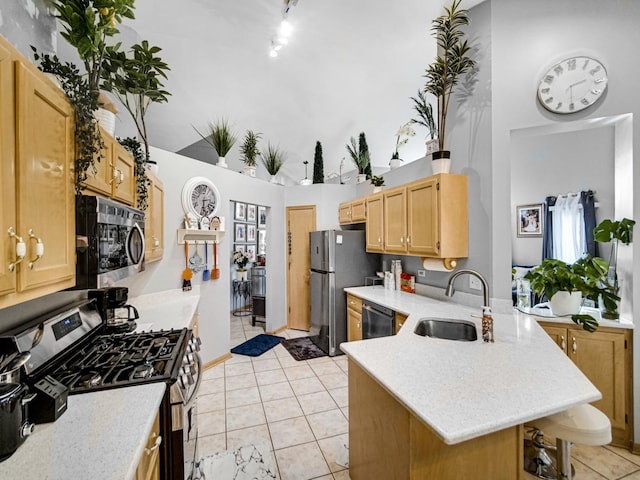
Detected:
[{"left": 414, "top": 318, "right": 478, "bottom": 341}]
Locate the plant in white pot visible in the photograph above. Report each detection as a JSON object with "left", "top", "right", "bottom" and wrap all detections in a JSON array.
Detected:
[
  {"left": 389, "top": 122, "right": 415, "bottom": 169},
  {"left": 261, "top": 143, "right": 286, "bottom": 183},
  {"left": 346, "top": 135, "right": 370, "bottom": 183},
  {"left": 239, "top": 130, "right": 261, "bottom": 177},
  {"left": 232, "top": 250, "right": 251, "bottom": 281},
  {"left": 368, "top": 174, "right": 385, "bottom": 193},
  {"left": 423, "top": 0, "right": 476, "bottom": 174},
  {"left": 410, "top": 89, "right": 438, "bottom": 156},
  {"left": 196, "top": 119, "right": 237, "bottom": 168}
]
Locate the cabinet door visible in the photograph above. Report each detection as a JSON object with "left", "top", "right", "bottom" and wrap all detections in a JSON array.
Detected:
[
  {"left": 146, "top": 174, "right": 164, "bottom": 262},
  {"left": 15, "top": 61, "right": 75, "bottom": 293},
  {"left": 135, "top": 411, "right": 161, "bottom": 480},
  {"left": 0, "top": 39, "right": 16, "bottom": 297},
  {"left": 347, "top": 307, "right": 362, "bottom": 342},
  {"left": 82, "top": 130, "right": 114, "bottom": 196},
  {"left": 407, "top": 177, "right": 439, "bottom": 256},
  {"left": 568, "top": 330, "right": 627, "bottom": 434},
  {"left": 112, "top": 141, "right": 136, "bottom": 205},
  {"left": 351, "top": 198, "right": 366, "bottom": 222},
  {"left": 395, "top": 313, "right": 408, "bottom": 334},
  {"left": 338, "top": 203, "right": 351, "bottom": 224},
  {"left": 541, "top": 325, "right": 568, "bottom": 354},
  {"left": 383, "top": 187, "right": 407, "bottom": 254},
  {"left": 365, "top": 194, "right": 384, "bottom": 253}
]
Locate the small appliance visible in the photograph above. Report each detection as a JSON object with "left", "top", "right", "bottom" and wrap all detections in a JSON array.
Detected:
[
  {"left": 88, "top": 287, "right": 139, "bottom": 333},
  {"left": 0, "top": 384, "right": 35, "bottom": 461}
]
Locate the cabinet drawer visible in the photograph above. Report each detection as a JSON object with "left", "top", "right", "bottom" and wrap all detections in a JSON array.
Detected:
[{"left": 347, "top": 294, "right": 362, "bottom": 314}]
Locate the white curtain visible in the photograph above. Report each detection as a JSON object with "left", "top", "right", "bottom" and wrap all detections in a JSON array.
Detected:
[{"left": 552, "top": 193, "right": 586, "bottom": 264}]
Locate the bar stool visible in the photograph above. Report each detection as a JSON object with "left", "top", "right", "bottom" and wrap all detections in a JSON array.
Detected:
[{"left": 532, "top": 404, "right": 611, "bottom": 480}]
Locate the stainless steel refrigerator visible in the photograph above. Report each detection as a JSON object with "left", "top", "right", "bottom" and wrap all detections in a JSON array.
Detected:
[{"left": 309, "top": 230, "right": 380, "bottom": 356}]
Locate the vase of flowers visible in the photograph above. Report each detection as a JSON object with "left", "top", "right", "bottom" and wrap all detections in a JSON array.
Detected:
[
  {"left": 390, "top": 122, "right": 415, "bottom": 169},
  {"left": 232, "top": 250, "right": 251, "bottom": 281}
]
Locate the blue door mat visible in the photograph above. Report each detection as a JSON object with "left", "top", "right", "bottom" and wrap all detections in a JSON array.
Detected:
[{"left": 230, "top": 334, "right": 284, "bottom": 357}]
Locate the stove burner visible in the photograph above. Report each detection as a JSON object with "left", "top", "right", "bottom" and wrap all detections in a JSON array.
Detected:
[
  {"left": 132, "top": 363, "right": 155, "bottom": 380},
  {"left": 80, "top": 372, "right": 102, "bottom": 387}
]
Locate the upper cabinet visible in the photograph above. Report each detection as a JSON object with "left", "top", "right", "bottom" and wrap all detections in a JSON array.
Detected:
[
  {"left": 339, "top": 198, "right": 366, "bottom": 224},
  {"left": 0, "top": 36, "right": 76, "bottom": 309},
  {"left": 365, "top": 193, "right": 384, "bottom": 253},
  {"left": 143, "top": 171, "right": 165, "bottom": 263}
]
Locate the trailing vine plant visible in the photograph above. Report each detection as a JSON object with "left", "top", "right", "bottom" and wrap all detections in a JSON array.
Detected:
[
  {"left": 32, "top": 47, "right": 104, "bottom": 194},
  {"left": 118, "top": 137, "right": 150, "bottom": 210}
]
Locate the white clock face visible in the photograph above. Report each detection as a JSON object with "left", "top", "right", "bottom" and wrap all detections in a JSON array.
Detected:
[
  {"left": 537, "top": 56, "right": 608, "bottom": 114},
  {"left": 181, "top": 177, "right": 220, "bottom": 219}
]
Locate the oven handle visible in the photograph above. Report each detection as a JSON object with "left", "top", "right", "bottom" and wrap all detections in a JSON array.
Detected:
[
  {"left": 125, "top": 222, "right": 146, "bottom": 268},
  {"left": 184, "top": 351, "right": 203, "bottom": 408}
]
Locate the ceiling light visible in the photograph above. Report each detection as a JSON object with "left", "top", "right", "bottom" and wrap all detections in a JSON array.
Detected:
[
  {"left": 277, "top": 36, "right": 289, "bottom": 46},
  {"left": 279, "top": 20, "right": 293, "bottom": 37},
  {"left": 269, "top": 50, "right": 278, "bottom": 58},
  {"left": 274, "top": 45, "right": 282, "bottom": 52}
]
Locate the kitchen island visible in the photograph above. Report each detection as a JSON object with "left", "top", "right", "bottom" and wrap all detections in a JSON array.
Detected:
[{"left": 341, "top": 286, "right": 601, "bottom": 480}]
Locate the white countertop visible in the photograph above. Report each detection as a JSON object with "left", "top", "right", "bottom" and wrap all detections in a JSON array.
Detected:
[
  {"left": 341, "top": 286, "right": 602, "bottom": 445},
  {"left": 130, "top": 285, "right": 201, "bottom": 332}
]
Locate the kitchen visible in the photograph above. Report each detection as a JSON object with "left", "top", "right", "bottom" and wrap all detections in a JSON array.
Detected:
[{"left": 1, "top": 0, "right": 640, "bottom": 479}]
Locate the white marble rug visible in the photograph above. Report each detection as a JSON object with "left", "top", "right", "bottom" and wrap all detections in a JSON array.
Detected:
[{"left": 190, "top": 444, "right": 277, "bottom": 480}]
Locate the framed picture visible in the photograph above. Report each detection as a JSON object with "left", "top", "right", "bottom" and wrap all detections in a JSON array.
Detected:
[
  {"left": 246, "top": 244, "right": 256, "bottom": 262},
  {"left": 234, "top": 244, "right": 246, "bottom": 253},
  {"left": 234, "top": 223, "right": 246, "bottom": 242},
  {"left": 258, "top": 229, "right": 266, "bottom": 254},
  {"left": 234, "top": 202, "right": 246, "bottom": 221},
  {"left": 247, "top": 225, "right": 256, "bottom": 242},
  {"left": 517, "top": 204, "right": 543, "bottom": 237},
  {"left": 247, "top": 204, "right": 257, "bottom": 223},
  {"left": 258, "top": 206, "right": 267, "bottom": 228}
]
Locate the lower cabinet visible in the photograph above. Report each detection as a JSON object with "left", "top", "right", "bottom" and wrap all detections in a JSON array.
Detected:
[
  {"left": 539, "top": 322, "right": 633, "bottom": 448},
  {"left": 347, "top": 294, "right": 363, "bottom": 342},
  {"left": 136, "top": 410, "right": 162, "bottom": 480},
  {"left": 395, "top": 313, "right": 408, "bottom": 334}
]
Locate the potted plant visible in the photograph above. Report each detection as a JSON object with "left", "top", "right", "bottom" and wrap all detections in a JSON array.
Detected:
[
  {"left": 346, "top": 135, "right": 370, "bottom": 183},
  {"left": 261, "top": 143, "right": 286, "bottom": 183},
  {"left": 313, "top": 141, "right": 324, "bottom": 184},
  {"left": 300, "top": 161, "right": 312, "bottom": 186},
  {"left": 196, "top": 119, "right": 237, "bottom": 168},
  {"left": 390, "top": 122, "right": 416, "bottom": 169},
  {"left": 593, "top": 217, "right": 635, "bottom": 319},
  {"left": 100, "top": 40, "right": 171, "bottom": 166},
  {"left": 410, "top": 89, "right": 438, "bottom": 156},
  {"left": 239, "top": 130, "right": 261, "bottom": 177},
  {"left": 232, "top": 250, "right": 251, "bottom": 281},
  {"left": 118, "top": 137, "right": 149, "bottom": 210},
  {"left": 368, "top": 174, "right": 385, "bottom": 193},
  {"left": 423, "top": 0, "right": 476, "bottom": 174}
]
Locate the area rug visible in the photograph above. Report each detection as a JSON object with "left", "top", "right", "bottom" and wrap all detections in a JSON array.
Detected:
[
  {"left": 231, "top": 334, "right": 284, "bottom": 357},
  {"left": 189, "top": 444, "right": 277, "bottom": 480},
  {"left": 281, "top": 337, "right": 327, "bottom": 361}
]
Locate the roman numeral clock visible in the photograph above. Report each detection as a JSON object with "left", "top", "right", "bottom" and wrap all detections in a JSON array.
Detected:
[{"left": 537, "top": 56, "right": 608, "bottom": 114}]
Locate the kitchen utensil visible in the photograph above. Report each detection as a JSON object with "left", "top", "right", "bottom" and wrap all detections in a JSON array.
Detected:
[
  {"left": 29, "top": 375, "right": 68, "bottom": 424},
  {"left": 212, "top": 241, "right": 220, "bottom": 280},
  {"left": 189, "top": 242, "right": 204, "bottom": 273},
  {"left": 3, "top": 353, "right": 30, "bottom": 374},
  {"left": 202, "top": 243, "right": 211, "bottom": 281},
  {"left": 0, "top": 383, "right": 35, "bottom": 461},
  {"left": 0, "top": 353, "right": 18, "bottom": 373},
  {"left": 0, "top": 352, "right": 31, "bottom": 386},
  {"left": 182, "top": 243, "right": 192, "bottom": 291}
]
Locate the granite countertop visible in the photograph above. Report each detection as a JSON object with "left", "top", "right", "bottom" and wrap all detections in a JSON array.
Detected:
[
  {"left": 0, "top": 383, "right": 166, "bottom": 480},
  {"left": 341, "top": 286, "right": 601, "bottom": 445},
  {"left": 129, "top": 285, "right": 201, "bottom": 332}
]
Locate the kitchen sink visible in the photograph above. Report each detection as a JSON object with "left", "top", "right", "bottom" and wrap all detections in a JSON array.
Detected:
[{"left": 414, "top": 318, "right": 478, "bottom": 341}]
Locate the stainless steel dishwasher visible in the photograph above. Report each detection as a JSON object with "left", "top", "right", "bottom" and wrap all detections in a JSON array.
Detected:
[{"left": 362, "top": 300, "right": 395, "bottom": 339}]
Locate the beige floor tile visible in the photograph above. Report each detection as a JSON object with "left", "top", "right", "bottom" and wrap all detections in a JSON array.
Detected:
[
  {"left": 202, "top": 364, "right": 224, "bottom": 380},
  {"left": 306, "top": 409, "right": 348, "bottom": 440},
  {"left": 253, "top": 358, "right": 282, "bottom": 372},
  {"left": 297, "top": 391, "right": 338, "bottom": 416},
  {"left": 226, "top": 403, "right": 266, "bottom": 431},
  {"left": 275, "top": 441, "right": 331, "bottom": 480},
  {"left": 278, "top": 354, "right": 305, "bottom": 368},
  {"left": 225, "top": 372, "right": 257, "bottom": 391},
  {"left": 306, "top": 356, "right": 333, "bottom": 365},
  {"left": 257, "top": 349, "right": 278, "bottom": 360},
  {"left": 225, "top": 353, "right": 252, "bottom": 364},
  {"left": 283, "top": 365, "right": 316, "bottom": 381},
  {"left": 309, "top": 361, "right": 342, "bottom": 376},
  {"left": 573, "top": 443, "right": 640, "bottom": 479},
  {"left": 264, "top": 396, "right": 304, "bottom": 423},
  {"left": 256, "top": 368, "right": 288, "bottom": 386},
  {"left": 604, "top": 445, "right": 640, "bottom": 466},
  {"left": 259, "top": 381, "right": 296, "bottom": 402},
  {"left": 197, "top": 410, "right": 226, "bottom": 436},
  {"left": 268, "top": 416, "right": 316, "bottom": 450},
  {"left": 197, "top": 433, "right": 226, "bottom": 456},
  {"left": 618, "top": 470, "right": 640, "bottom": 479},
  {"left": 226, "top": 386, "right": 261, "bottom": 408},
  {"left": 197, "top": 392, "right": 225, "bottom": 413},
  {"left": 317, "top": 433, "right": 349, "bottom": 473},
  {"left": 274, "top": 344, "right": 294, "bottom": 358},
  {"left": 332, "top": 357, "right": 348, "bottom": 373},
  {"left": 327, "top": 387, "right": 348, "bottom": 408},
  {"left": 318, "top": 372, "right": 348, "bottom": 390},
  {"left": 340, "top": 406, "right": 349, "bottom": 420},
  {"left": 225, "top": 361, "right": 254, "bottom": 377},
  {"left": 572, "top": 459, "right": 608, "bottom": 479},
  {"left": 198, "top": 377, "right": 225, "bottom": 396},
  {"left": 332, "top": 470, "right": 351, "bottom": 480},
  {"left": 285, "top": 329, "right": 310, "bottom": 339},
  {"left": 226, "top": 423, "right": 273, "bottom": 452},
  {"left": 313, "top": 476, "right": 333, "bottom": 480},
  {"left": 290, "top": 376, "right": 326, "bottom": 396}
]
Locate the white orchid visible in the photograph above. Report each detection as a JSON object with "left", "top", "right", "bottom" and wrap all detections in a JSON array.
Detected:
[{"left": 392, "top": 122, "right": 416, "bottom": 159}]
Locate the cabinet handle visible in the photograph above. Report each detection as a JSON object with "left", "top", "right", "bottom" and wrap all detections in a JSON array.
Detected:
[
  {"left": 152, "top": 236, "right": 160, "bottom": 247},
  {"left": 400, "top": 236, "right": 404, "bottom": 244},
  {"left": 407, "top": 235, "right": 411, "bottom": 245},
  {"left": 377, "top": 237, "right": 381, "bottom": 244},
  {"left": 8, "top": 227, "right": 26, "bottom": 272},
  {"left": 28, "top": 229, "right": 44, "bottom": 269},
  {"left": 349, "top": 300, "right": 355, "bottom": 305},
  {"left": 145, "top": 435, "right": 162, "bottom": 455},
  {"left": 560, "top": 335, "right": 566, "bottom": 350},
  {"left": 571, "top": 337, "right": 577, "bottom": 354}
]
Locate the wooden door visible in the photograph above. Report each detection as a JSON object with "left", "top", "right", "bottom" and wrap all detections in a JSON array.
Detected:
[
  {"left": 383, "top": 187, "right": 407, "bottom": 254},
  {"left": 287, "top": 205, "right": 316, "bottom": 330},
  {"left": 540, "top": 325, "right": 568, "bottom": 354},
  {"left": 366, "top": 193, "right": 384, "bottom": 253},
  {"left": 15, "top": 61, "right": 75, "bottom": 293},
  {"left": 0, "top": 38, "right": 16, "bottom": 297},
  {"left": 113, "top": 141, "right": 136, "bottom": 205},
  {"left": 407, "top": 177, "right": 439, "bottom": 256}
]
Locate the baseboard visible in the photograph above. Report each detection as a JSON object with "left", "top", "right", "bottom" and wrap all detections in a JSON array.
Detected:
[
  {"left": 203, "top": 352, "right": 231, "bottom": 370},
  {"left": 267, "top": 325, "right": 287, "bottom": 335},
  {"left": 632, "top": 443, "right": 640, "bottom": 455}
]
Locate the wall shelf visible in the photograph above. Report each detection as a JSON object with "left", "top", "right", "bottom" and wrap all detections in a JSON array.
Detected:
[{"left": 177, "top": 229, "right": 224, "bottom": 245}]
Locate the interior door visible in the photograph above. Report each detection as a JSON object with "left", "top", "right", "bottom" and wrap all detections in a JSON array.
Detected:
[{"left": 287, "top": 205, "right": 316, "bottom": 330}]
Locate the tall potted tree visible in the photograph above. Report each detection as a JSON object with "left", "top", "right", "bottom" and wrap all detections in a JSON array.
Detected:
[
  {"left": 410, "top": 89, "right": 438, "bottom": 156},
  {"left": 196, "top": 119, "right": 237, "bottom": 168},
  {"left": 239, "top": 130, "right": 261, "bottom": 177},
  {"left": 313, "top": 141, "right": 324, "bottom": 184},
  {"left": 423, "top": 0, "right": 476, "bottom": 174},
  {"left": 261, "top": 143, "right": 286, "bottom": 184}
]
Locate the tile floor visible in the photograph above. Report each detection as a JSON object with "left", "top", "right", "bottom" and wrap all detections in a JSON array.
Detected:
[{"left": 196, "top": 314, "right": 640, "bottom": 480}]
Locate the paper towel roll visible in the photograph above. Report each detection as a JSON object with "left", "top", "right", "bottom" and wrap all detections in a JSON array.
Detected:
[{"left": 421, "top": 258, "right": 457, "bottom": 272}]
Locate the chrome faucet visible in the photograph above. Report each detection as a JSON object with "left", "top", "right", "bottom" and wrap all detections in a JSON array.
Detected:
[{"left": 445, "top": 269, "right": 494, "bottom": 342}]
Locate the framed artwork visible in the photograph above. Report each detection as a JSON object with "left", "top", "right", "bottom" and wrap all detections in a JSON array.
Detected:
[
  {"left": 247, "top": 225, "right": 256, "bottom": 243},
  {"left": 258, "top": 206, "right": 267, "bottom": 228},
  {"left": 247, "top": 204, "right": 257, "bottom": 223},
  {"left": 234, "top": 223, "right": 246, "bottom": 242},
  {"left": 234, "top": 202, "right": 246, "bottom": 221},
  {"left": 234, "top": 244, "right": 246, "bottom": 253},
  {"left": 517, "top": 204, "right": 543, "bottom": 237},
  {"left": 258, "top": 229, "right": 266, "bottom": 255},
  {"left": 246, "top": 244, "right": 256, "bottom": 262}
]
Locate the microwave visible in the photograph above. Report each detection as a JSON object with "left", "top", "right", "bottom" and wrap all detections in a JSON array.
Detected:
[{"left": 74, "top": 195, "right": 145, "bottom": 289}]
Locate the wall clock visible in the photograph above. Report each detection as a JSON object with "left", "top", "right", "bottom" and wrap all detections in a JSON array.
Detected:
[
  {"left": 181, "top": 176, "right": 221, "bottom": 219},
  {"left": 537, "top": 56, "right": 608, "bottom": 114}
]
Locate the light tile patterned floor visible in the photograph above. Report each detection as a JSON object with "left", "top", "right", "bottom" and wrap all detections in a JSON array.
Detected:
[{"left": 197, "top": 315, "right": 640, "bottom": 480}]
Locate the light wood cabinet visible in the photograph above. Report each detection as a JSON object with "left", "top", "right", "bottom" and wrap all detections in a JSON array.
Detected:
[
  {"left": 347, "top": 293, "right": 363, "bottom": 342},
  {"left": 365, "top": 193, "right": 384, "bottom": 253},
  {"left": 143, "top": 171, "right": 164, "bottom": 263},
  {"left": 339, "top": 198, "right": 366, "bottom": 224},
  {"left": 395, "top": 312, "right": 408, "bottom": 334},
  {"left": 383, "top": 186, "right": 407, "bottom": 254},
  {"left": 82, "top": 129, "right": 136, "bottom": 206},
  {"left": 539, "top": 322, "right": 633, "bottom": 448},
  {"left": 135, "top": 411, "right": 161, "bottom": 480},
  {"left": 0, "top": 36, "right": 76, "bottom": 310}
]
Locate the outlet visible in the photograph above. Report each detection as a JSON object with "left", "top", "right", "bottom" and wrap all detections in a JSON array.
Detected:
[
  {"left": 417, "top": 269, "right": 426, "bottom": 278},
  {"left": 469, "top": 276, "right": 482, "bottom": 291}
]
